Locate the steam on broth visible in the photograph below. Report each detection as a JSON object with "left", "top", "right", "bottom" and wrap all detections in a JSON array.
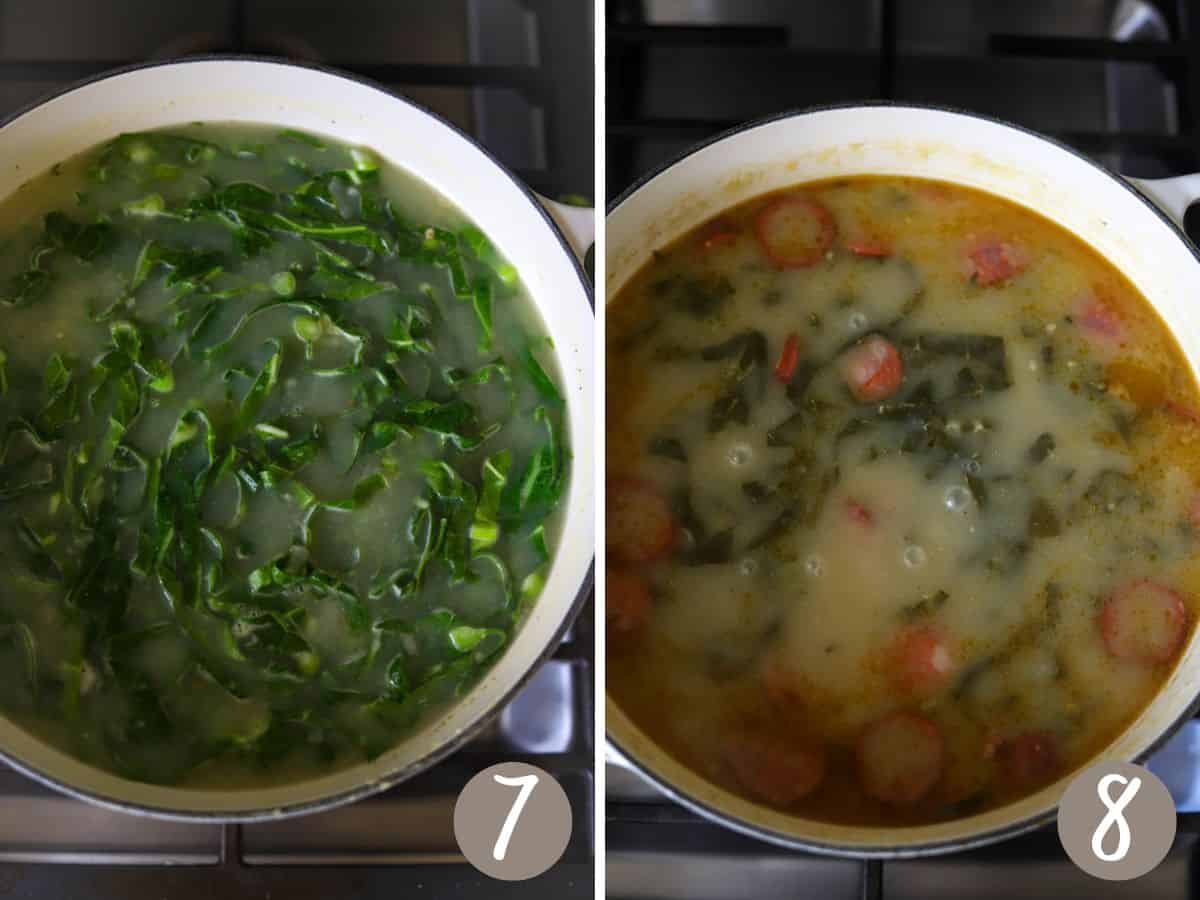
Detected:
[
  {"left": 607, "top": 176, "right": 1197, "bottom": 826},
  {"left": 0, "top": 126, "right": 568, "bottom": 785}
]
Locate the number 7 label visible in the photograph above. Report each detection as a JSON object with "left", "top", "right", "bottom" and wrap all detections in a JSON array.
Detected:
[
  {"left": 491, "top": 772, "right": 539, "bottom": 861},
  {"left": 453, "top": 762, "right": 573, "bottom": 880}
]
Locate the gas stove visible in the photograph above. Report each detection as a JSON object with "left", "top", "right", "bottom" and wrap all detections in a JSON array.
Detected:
[
  {"left": 605, "top": 1, "right": 1200, "bottom": 896},
  {"left": 0, "top": 2, "right": 594, "bottom": 898}
]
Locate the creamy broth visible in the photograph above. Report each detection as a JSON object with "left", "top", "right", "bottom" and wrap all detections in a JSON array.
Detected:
[
  {"left": 607, "top": 176, "right": 1200, "bottom": 826},
  {"left": 0, "top": 126, "right": 568, "bottom": 785}
]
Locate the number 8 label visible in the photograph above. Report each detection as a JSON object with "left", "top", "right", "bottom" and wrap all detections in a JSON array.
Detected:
[{"left": 453, "top": 762, "right": 573, "bottom": 880}]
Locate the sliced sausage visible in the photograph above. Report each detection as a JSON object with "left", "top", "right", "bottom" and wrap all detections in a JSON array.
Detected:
[
  {"left": 754, "top": 195, "right": 837, "bottom": 268},
  {"left": 1099, "top": 578, "right": 1188, "bottom": 664},
  {"left": 774, "top": 333, "right": 801, "bottom": 383},
  {"left": 1077, "top": 296, "right": 1123, "bottom": 340},
  {"left": 840, "top": 335, "right": 903, "bottom": 402},
  {"left": 607, "top": 568, "right": 651, "bottom": 645},
  {"left": 698, "top": 217, "right": 740, "bottom": 252},
  {"left": 996, "top": 731, "right": 1059, "bottom": 786},
  {"left": 965, "top": 238, "right": 1029, "bottom": 286},
  {"left": 857, "top": 712, "right": 944, "bottom": 805},
  {"left": 1167, "top": 401, "right": 1200, "bottom": 427},
  {"left": 607, "top": 478, "right": 676, "bottom": 564},
  {"left": 888, "top": 626, "right": 956, "bottom": 696},
  {"left": 723, "top": 732, "right": 826, "bottom": 807},
  {"left": 762, "top": 658, "right": 805, "bottom": 707},
  {"left": 845, "top": 497, "right": 874, "bottom": 528},
  {"left": 846, "top": 237, "right": 893, "bottom": 258}
]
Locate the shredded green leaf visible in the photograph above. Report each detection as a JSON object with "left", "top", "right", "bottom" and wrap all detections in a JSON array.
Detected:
[{"left": 0, "top": 125, "right": 569, "bottom": 786}]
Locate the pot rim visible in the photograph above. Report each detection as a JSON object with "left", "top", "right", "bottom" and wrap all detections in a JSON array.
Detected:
[
  {"left": 0, "top": 53, "right": 595, "bottom": 822},
  {"left": 604, "top": 99, "right": 1200, "bottom": 857}
]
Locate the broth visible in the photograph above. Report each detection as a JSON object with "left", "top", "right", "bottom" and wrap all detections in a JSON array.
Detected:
[
  {"left": 0, "top": 125, "right": 568, "bottom": 785},
  {"left": 607, "top": 176, "right": 1199, "bottom": 826}
]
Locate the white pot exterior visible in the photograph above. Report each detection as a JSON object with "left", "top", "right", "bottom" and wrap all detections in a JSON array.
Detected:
[
  {"left": 606, "top": 103, "right": 1200, "bottom": 856},
  {"left": 0, "top": 58, "right": 594, "bottom": 819}
]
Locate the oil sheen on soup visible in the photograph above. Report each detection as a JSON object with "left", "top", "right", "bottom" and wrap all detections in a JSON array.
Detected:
[
  {"left": 606, "top": 177, "right": 1199, "bottom": 826},
  {"left": 0, "top": 126, "right": 568, "bottom": 786}
]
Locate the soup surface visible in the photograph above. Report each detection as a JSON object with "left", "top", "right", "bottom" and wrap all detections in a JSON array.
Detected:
[
  {"left": 0, "top": 126, "right": 568, "bottom": 785},
  {"left": 607, "top": 176, "right": 1199, "bottom": 826}
]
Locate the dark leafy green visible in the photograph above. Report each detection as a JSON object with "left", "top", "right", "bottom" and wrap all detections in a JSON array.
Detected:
[
  {"left": 702, "top": 330, "right": 767, "bottom": 434},
  {"left": 0, "top": 126, "right": 568, "bottom": 786}
]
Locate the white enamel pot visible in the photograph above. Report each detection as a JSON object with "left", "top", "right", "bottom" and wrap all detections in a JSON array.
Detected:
[
  {"left": 0, "top": 57, "right": 594, "bottom": 820},
  {"left": 606, "top": 102, "right": 1200, "bottom": 857}
]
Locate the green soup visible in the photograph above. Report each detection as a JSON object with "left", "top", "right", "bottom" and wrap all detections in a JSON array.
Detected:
[{"left": 0, "top": 125, "right": 569, "bottom": 785}]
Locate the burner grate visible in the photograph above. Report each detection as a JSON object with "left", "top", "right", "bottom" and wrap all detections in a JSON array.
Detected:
[
  {"left": 606, "top": 0, "right": 1200, "bottom": 200},
  {"left": 0, "top": 0, "right": 594, "bottom": 200},
  {"left": 607, "top": 770, "right": 1200, "bottom": 900}
]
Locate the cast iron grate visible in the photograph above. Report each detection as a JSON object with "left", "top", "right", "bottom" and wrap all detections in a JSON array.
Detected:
[
  {"left": 0, "top": 0, "right": 593, "bottom": 200},
  {"left": 607, "top": 0, "right": 1200, "bottom": 232}
]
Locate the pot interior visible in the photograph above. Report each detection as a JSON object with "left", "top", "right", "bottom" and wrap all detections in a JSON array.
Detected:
[
  {"left": 605, "top": 104, "right": 1200, "bottom": 854},
  {"left": 0, "top": 58, "right": 594, "bottom": 819}
]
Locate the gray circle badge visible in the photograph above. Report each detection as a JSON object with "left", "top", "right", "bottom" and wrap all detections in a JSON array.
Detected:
[
  {"left": 453, "top": 762, "right": 573, "bottom": 880},
  {"left": 1057, "top": 761, "right": 1175, "bottom": 881}
]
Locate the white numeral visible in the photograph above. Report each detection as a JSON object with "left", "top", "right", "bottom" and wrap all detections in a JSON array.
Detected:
[{"left": 492, "top": 773, "right": 539, "bottom": 861}]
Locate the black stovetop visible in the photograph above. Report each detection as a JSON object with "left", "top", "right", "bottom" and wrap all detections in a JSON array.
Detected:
[
  {"left": 0, "top": 2, "right": 595, "bottom": 898},
  {"left": 607, "top": 0, "right": 1200, "bottom": 197},
  {"left": 0, "top": 0, "right": 594, "bottom": 202}
]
